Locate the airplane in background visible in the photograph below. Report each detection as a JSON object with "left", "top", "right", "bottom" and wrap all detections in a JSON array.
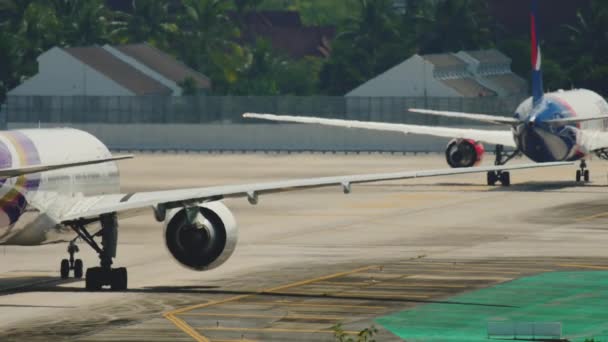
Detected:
[
  {"left": 244, "top": 0, "right": 608, "bottom": 187},
  {"left": 0, "top": 128, "right": 569, "bottom": 290}
]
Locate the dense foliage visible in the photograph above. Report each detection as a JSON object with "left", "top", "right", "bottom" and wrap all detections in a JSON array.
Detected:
[{"left": 1, "top": 0, "right": 608, "bottom": 100}]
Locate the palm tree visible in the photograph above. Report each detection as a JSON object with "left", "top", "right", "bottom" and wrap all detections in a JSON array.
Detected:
[
  {"left": 115, "top": 0, "right": 177, "bottom": 48},
  {"left": 176, "top": 0, "right": 244, "bottom": 92}
]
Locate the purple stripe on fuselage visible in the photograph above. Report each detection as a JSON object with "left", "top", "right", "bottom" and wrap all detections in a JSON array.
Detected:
[
  {"left": 7, "top": 131, "right": 41, "bottom": 190},
  {"left": 0, "top": 131, "right": 42, "bottom": 225}
]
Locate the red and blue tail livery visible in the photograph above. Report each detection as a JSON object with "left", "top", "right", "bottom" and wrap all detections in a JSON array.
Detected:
[{"left": 530, "top": 0, "right": 544, "bottom": 104}]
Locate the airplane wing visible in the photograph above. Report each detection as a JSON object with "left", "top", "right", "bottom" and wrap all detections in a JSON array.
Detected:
[
  {"left": 243, "top": 113, "right": 517, "bottom": 147},
  {"left": 579, "top": 130, "right": 608, "bottom": 152},
  {"left": 33, "top": 162, "right": 571, "bottom": 224},
  {"left": 408, "top": 109, "right": 519, "bottom": 125},
  {"left": 0, "top": 155, "right": 133, "bottom": 178}
]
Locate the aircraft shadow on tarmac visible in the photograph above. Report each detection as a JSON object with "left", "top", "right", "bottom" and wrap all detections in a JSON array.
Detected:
[
  {"left": 25, "top": 284, "right": 518, "bottom": 309},
  {"left": 368, "top": 181, "right": 606, "bottom": 193}
]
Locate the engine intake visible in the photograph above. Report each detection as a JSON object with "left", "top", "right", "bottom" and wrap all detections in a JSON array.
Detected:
[
  {"left": 164, "top": 201, "right": 237, "bottom": 271},
  {"left": 445, "top": 139, "right": 485, "bottom": 168}
]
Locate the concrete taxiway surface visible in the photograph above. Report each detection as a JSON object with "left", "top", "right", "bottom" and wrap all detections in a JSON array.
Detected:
[{"left": 1, "top": 154, "right": 608, "bottom": 341}]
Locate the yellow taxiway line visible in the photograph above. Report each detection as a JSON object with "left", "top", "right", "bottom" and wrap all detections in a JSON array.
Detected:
[
  {"left": 163, "top": 265, "right": 379, "bottom": 341},
  {"left": 191, "top": 327, "right": 360, "bottom": 335},
  {"left": 179, "top": 312, "right": 344, "bottom": 321}
]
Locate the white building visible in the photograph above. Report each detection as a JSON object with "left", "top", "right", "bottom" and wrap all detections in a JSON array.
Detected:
[
  {"left": 8, "top": 43, "right": 210, "bottom": 97},
  {"left": 346, "top": 49, "right": 526, "bottom": 98}
]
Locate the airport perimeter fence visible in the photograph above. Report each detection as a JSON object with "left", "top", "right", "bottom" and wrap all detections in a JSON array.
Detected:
[{"left": 4, "top": 95, "right": 527, "bottom": 126}]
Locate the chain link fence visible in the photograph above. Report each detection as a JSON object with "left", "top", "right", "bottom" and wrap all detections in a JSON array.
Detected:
[{"left": 4, "top": 95, "right": 527, "bottom": 126}]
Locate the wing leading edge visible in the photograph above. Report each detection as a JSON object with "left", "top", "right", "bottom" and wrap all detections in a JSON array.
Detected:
[
  {"left": 42, "top": 161, "right": 572, "bottom": 223},
  {"left": 242, "top": 113, "right": 517, "bottom": 147}
]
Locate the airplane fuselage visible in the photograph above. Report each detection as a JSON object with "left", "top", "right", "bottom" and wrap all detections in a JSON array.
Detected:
[
  {"left": 513, "top": 89, "right": 608, "bottom": 163},
  {"left": 0, "top": 128, "right": 119, "bottom": 245}
]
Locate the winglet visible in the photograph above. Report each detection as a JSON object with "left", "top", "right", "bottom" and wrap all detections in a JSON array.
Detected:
[{"left": 530, "top": 0, "right": 544, "bottom": 104}]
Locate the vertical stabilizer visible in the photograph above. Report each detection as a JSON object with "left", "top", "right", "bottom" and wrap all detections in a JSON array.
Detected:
[{"left": 530, "top": 0, "right": 544, "bottom": 104}]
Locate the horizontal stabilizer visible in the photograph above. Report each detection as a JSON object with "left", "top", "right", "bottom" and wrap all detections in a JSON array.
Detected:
[
  {"left": 408, "top": 109, "right": 518, "bottom": 125},
  {"left": 545, "top": 115, "right": 608, "bottom": 126},
  {"left": 243, "top": 112, "right": 517, "bottom": 147},
  {"left": 0, "top": 154, "right": 133, "bottom": 178}
]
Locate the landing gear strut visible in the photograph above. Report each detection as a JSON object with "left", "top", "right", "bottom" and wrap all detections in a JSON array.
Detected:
[
  {"left": 576, "top": 160, "right": 590, "bottom": 183},
  {"left": 67, "top": 213, "right": 127, "bottom": 291},
  {"left": 487, "top": 145, "right": 520, "bottom": 186},
  {"left": 60, "top": 240, "right": 83, "bottom": 279}
]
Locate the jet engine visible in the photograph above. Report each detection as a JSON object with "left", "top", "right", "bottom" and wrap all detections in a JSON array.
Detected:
[
  {"left": 163, "top": 201, "right": 238, "bottom": 271},
  {"left": 445, "top": 139, "right": 485, "bottom": 168}
]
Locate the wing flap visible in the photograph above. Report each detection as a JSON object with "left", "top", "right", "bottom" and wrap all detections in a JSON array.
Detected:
[
  {"left": 243, "top": 113, "right": 517, "bottom": 147},
  {"left": 408, "top": 109, "right": 518, "bottom": 125}
]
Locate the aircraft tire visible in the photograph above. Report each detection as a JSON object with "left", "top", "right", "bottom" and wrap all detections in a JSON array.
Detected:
[
  {"left": 584, "top": 170, "right": 590, "bottom": 182},
  {"left": 60, "top": 259, "right": 69, "bottom": 279},
  {"left": 487, "top": 172, "right": 497, "bottom": 186},
  {"left": 500, "top": 172, "right": 511, "bottom": 186},
  {"left": 85, "top": 267, "right": 103, "bottom": 291},
  {"left": 74, "top": 259, "right": 83, "bottom": 279},
  {"left": 110, "top": 267, "right": 128, "bottom": 291},
  {"left": 576, "top": 170, "right": 582, "bottom": 182}
]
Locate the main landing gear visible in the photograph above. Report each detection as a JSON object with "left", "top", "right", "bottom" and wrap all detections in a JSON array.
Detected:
[
  {"left": 576, "top": 160, "right": 590, "bottom": 183},
  {"left": 60, "top": 240, "right": 83, "bottom": 279},
  {"left": 66, "top": 213, "right": 127, "bottom": 291},
  {"left": 487, "top": 145, "right": 520, "bottom": 187}
]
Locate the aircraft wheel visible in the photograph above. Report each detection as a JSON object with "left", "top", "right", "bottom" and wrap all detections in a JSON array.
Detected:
[
  {"left": 500, "top": 172, "right": 511, "bottom": 187},
  {"left": 60, "top": 259, "right": 70, "bottom": 279},
  {"left": 584, "top": 170, "right": 590, "bottom": 182},
  {"left": 576, "top": 170, "right": 582, "bottom": 182},
  {"left": 74, "top": 259, "right": 83, "bottom": 279},
  {"left": 85, "top": 267, "right": 103, "bottom": 291},
  {"left": 487, "top": 172, "right": 497, "bottom": 186},
  {"left": 110, "top": 267, "right": 128, "bottom": 291}
]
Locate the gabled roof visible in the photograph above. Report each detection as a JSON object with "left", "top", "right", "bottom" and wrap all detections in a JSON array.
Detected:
[
  {"left": 63, "top": 47, "right": 172, "bottom": 96},
  {"left": 465, "top": 50, "right": 510, "bottom": 65},
  {"left": 114, "top": 43, "right": 211, "bottom": 89},
  {"left": 441, "top": 78, "right": 496, "bottom": 97},
  {"left": 423, "top": 54, "right": 467, "bottom": 70}
]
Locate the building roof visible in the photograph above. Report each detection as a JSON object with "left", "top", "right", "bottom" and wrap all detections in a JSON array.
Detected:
[
  {"left": 465, "top": 49, "right": 510, "bottom": 65},
  {"left": 114, "top": 43, "right": 211, "bottom": 89},
  {"left": 64, "top": 47, "right": 172, "bottom": 96},
  {"left": 442, "top": 78, "right": 496, "bottom": 97},
  {"left": 484, "top": 74, "right": 527, "bottom": 95}
]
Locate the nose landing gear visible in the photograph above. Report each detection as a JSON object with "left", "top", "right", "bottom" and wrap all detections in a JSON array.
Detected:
[
  {"left": 576, "top": 160, "right": 590, "bottom": 183},
  {"left": 60, "top": 240, "right": 83, "bottom": 279}
]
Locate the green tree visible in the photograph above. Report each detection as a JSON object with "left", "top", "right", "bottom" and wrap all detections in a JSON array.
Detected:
[
  {"left": 415, "top": 0, "right": 495, "bottom": 54},
  {"left": 115, "top": 0, "right": 177, "bottom": 48},
  {"left": 177, "top": 0, "right": 245, "bottom": 93},
  {"left": 319, "top": 0, "right": 411, "bottom": 95}
]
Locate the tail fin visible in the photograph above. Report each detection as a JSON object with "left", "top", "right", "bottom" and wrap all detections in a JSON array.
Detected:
[{"left": 530, "top": 0, "right": 544, "bottom": 104}]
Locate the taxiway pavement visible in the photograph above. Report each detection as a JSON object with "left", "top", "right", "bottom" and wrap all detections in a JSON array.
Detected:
[{"left": 1, "top": 154, "right": 608, "bottom": 341}]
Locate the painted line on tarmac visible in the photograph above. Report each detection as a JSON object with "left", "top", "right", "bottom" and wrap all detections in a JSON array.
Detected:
[
  {"left": 179, "top": 312, "right": 344, "bottom": 321},
  {"left": 190, "top": 326, "right": 360, "bottom": 335},
  {"left": 558, "top": 263, "right": 608, "bottom": 270},
  {"left": 226, "top": 300, "right": 386, "bottom": 310},
  {"left": 576, "top": 212, "right": 608, "bottom": 221},
  {"left": 163, "top": 265, "right": 379, "bottom": 341},
  {"left": 164, "top": 312, "right": 210, "bottom": 342}
]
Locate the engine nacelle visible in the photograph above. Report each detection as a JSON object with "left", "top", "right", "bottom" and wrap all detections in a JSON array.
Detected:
[
  {"left": 445, "top": 139, "right": 485, "bottom": 168},
  {"left": 164, "top": 201, "right": 238, "bottom": 271}
]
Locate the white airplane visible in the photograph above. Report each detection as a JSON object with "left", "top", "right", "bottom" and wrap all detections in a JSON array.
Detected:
[
  {"left": 244, "top": 0, "right": 608, "bottom": 187},
  {"left": 0, "top": 128, "right": 569, "bottom": 290}
]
